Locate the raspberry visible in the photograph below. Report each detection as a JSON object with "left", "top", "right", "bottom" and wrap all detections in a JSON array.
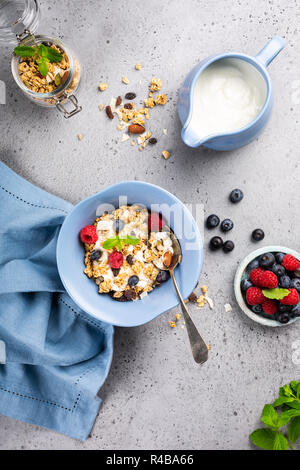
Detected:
[
  {"left": 108, "top": 251, "right": 124, "bottom": 269},
  {"left": 148, "top": 212, "right": 164, "bottom": 231},
  {"left": 80, "top": 225, "right": 98, "bottom": 244},
  {"left": 282, "top": 254, "right": 300, "bottom": 271},
  {"left": 262, "top": 300, "right": 278, "bottom": 315},
  {"left": 246, "top": 287, "right": 267, "bottom": 305},
  {"left": 249, "top": 268, "right": 264, "bottom": 286},
  {"left": 280, "top": 288, "right": 299, "bottom": 305},
  {"left": 258, "top": 270, "right": 278, "bottom": 289}
]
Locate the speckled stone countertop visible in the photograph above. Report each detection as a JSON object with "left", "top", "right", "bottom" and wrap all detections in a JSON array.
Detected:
[{"left": 0, "top": 0, "right": 300, "bottom": 450}]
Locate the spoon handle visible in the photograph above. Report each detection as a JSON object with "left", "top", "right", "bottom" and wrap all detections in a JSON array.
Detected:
[{"left": 170, "top": 270, "right": 208, "bottom": 364}]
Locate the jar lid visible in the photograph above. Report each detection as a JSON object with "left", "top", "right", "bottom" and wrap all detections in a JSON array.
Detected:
[{"left": 0, "top": 0, "right": 40, "bottom": 45}]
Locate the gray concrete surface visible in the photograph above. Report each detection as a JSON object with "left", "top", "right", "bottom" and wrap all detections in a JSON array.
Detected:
[{"left": 0, "top": 0, "right": 300, "bottom": 450}]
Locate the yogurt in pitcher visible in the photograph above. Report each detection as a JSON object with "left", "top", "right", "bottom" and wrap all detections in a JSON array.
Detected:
[{"left": 193, "top": 58, "right": 267, "bottom": 139}]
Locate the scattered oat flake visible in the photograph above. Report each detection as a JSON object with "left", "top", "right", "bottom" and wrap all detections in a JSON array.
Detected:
[
  {"left": 138, "top": 146, "right": 143, "bottom": 151},
  {"left": 175, "top": 313, "right": 181, "bottom": 321},
  {"left": 163, "top": 128, "right": 168, "bottom": 135},
  {"left": 205, "top": 296, "right": 214, "bottom": 309},
  {"left": 224, "top": 303, "right": 232, "bottom": 312},
  {"left": 121, "top": 134, "right": 129, "bottom": 142},
  {"left": 77, "top": 133, "right": 83, "bottom": 141},
  {"left": 130, "top": 141, "right": 136, "bottom": 146},
  {"left": 99, "top": 82, "right": 108, "bottom": 91},
  {"left": 197, "top": 295, "right": 207, "bottom": 308},
  {"left": 201, "top": 285, "right": 208, "bottom": 294},
  {"left": 135, "top": 63, "right": 142, "bottom": 70},
  {"left": 122, "top": 76, "right": 130, "bottom": 84},
  {"left": 117, "top": 124, "right": 124, "bottom": 131},
  {"left": 162, "top": 150, "right": 171, "bottom": 160},
  {"left": 169, "top": 321, "right": 176, "bottom": 328},
  {"left": 99, "top": 104, "right": 105, "bottom": 111},
  {"left": 207, "top": 344, "right": 211, "bottom": 351}
]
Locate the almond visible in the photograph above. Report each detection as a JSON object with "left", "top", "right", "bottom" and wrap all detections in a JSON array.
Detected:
[
  {"left": 163, "top": 251, "right": 172, "bottom": 267},
  {"left": 128, "top": 124, "right": 145, "bottom": 134}
]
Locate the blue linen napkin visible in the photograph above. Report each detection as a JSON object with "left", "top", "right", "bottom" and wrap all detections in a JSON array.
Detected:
[{"left": 0, "top": 162, "right": 114, "bottom": 440}]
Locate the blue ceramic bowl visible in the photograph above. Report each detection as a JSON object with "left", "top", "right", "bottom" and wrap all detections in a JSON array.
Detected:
[{"left": 57, "top": 181, "right": 203, "bottom": 327}]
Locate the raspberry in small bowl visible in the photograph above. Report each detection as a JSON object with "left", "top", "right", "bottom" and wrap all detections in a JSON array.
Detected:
[{"left": 234, "top": 246, "right": 300, "bottom": 327}]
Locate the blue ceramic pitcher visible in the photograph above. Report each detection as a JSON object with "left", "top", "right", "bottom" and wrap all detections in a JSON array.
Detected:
[{"left": 178, "top": 36, "right": 285, "bottom": 151}]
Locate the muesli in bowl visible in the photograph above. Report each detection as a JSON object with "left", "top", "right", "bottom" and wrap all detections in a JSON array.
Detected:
[{"left": 79, "top": 205, "right": 175, "bottom": 302}]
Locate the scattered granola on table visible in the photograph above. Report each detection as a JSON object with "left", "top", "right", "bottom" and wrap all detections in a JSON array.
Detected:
[{"left": 80, "top": 205, "right": 176, "bottom": 302}]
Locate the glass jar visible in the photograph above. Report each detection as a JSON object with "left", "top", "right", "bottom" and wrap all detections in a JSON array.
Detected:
[{"left": 0, "top": 0, "right": 82, "bottom": 118}]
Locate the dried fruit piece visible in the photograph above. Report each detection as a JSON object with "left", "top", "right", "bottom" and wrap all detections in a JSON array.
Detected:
[
  {"left": 108, "top": 251, "right": 123, "bottom": 269},
  {"left": 124, "top": 103, "right": 133, "bottom": 109},
  {"left": 163, "top": 251, "right": 172, "bottom": 267},
  {"left": 125, "top": 92, "right": 136, "bottom": 100},
  {"left": 80, "top": 225, "right": 98, "bottom": 244},
  {"left": 116, "top": 95, "right": 122, "bottom": 106},
  {"left": 106, "top": 105, "right": 114, "bottom": 119},
  {"left": 99, "top": 82, "right": 108, "bottom": 91},
  {"left": 149, "top": 137, "right": 157, "bottom": 145},
  {"left": 162, "top": 150, "right": 171, "bottom": 160},
  {"left": 188, "top": 292, "right": 197, "bottom": 303},
  {"left": 128, "top": 124, "right": 145, "bottom": 134}
]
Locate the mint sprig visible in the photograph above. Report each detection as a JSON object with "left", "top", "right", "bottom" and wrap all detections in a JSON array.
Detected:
[
  {"left": 250, "top": 380, "right": 300, "bottom": 450},
  {"left": 262, "top": 288, "right": 290, "bottom": 300},
  {"left": 102, "top": 234, "right": 139, "bottom": 251},
  {"left": 14, "top": 44, "right": 63, "bottom": 77}
]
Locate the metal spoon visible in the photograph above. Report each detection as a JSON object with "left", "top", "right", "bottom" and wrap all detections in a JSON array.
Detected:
[{"left": 156, "top": 226, "right": 209, "bottom": 365}]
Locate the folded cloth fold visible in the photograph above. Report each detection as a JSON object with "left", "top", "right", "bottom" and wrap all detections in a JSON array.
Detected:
[{"left": 0, "top": 162, "right": 114, "bottom": 440}]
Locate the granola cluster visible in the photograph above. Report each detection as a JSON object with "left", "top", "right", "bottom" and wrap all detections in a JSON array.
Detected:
[
  {"left": 99, "top": 75, "right": 169, "bottom": 154},
  {"left": 83, "top": 205, "right": 174, "bottom": 302},
  {"left": 18, "top": 45, "right": 69, "bottom": 94}
]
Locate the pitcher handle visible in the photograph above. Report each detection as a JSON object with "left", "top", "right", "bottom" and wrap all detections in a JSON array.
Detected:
[{"left": 255, "top": 36, "right": 285, "bottom": 67}]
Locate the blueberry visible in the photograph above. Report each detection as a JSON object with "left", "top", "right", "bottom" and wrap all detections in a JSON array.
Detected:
[
  {"left": 278, "top": 304, "right": 292, "bottom": 313},
  {"left": 252, "top": 304, "right": 263, "bottom": 314},
  {"left": 126, "top": 255, "right": 134, "bottom": 265},
  {"left": 220, "top": 219, "right": 233, "bottom": 232},
  {"left": 241, "top": 279, "right": 253, "bottom": 292},
  {"left": 291, "top": 278, "right": 300, "bottom": 292},
  {"left": 156, "top": 271, "right": 169, "bottom": 283},
  {"left": 279, "top": 275, "right": 291, "bottom": 289},
  {"left": 275, "top": 252, "right": 285, "bottom": 264},
  {"left": 252, "top": 229, "right": 265, "bottom": 242},
  {"left": 90, "top": 249, "right": 102, "bottom": 261},
  {"left": 206, "top": 214, "right": 220, "bottom": 229},
  {"left": 209, "top": 236, "right": 223, "bottom": 251},
  {"left": 229, "top": 188, "right": 244, "bottom": 203},
  {"left": 276, "top": 312, "right": 290, "bottom": 324},
  {"left": 291, "top": 304, "right": 300, "bottom": 317},
  {"left": 113, "top": 219, "right": 125, "bottom": 233},
  {"left": 128, "top": 275, "right": 139, "bottom": 287},
  {"left": 223, "top": 240, "right": 235, "bottom": 253},
  {"left": 272, "top": 264, "right": 286, "bottom": 277},
  {"left": 259, "top": 252, "right": 275, "bottom": 269},
  {"left": 248, "top": 259, "right": 260, "bottom": 270},
  {"left": 293, "top": 269, "right": 300, "bottom": 279}
]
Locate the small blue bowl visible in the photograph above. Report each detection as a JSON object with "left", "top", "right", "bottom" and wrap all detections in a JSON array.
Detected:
[{"left": 57, "top": 181, "right": 203, "bottom": 327}]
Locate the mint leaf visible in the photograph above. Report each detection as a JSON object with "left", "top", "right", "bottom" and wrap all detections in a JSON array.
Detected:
[
  {"left": 280, "top": 384, "right": 295, "bottom": 398},
  {"left": 38, "top": 44, "right": 48, "bottom": 58},
  {"left": 37, "top": 58, "right": 48, "bottom": 76},
  {"left": 273, "top": 432, "right": 289, "bottom": 450},
  {"left": 279, "top": 409, "right": 300, "bottom": 424},
  {"left": 262, "top": 288, "right": 290, "bottom": 300},
  {"left": 261, "top": 404, "right": 279, "bottom": 430},
  {"left": 288, "top": 416, "right": 300, "bottom": 444},
  {"left": 290, "top": 381, "right": 299, "bottom": 393},
  {"left": 250, "top": 428, "right": 277, "bottom": 450},
  {"left": 273, "top": 396, "right": 295, "bottom": 407},
  {"left": 102, "top": 237, "right": 118, "bottom": 249},
  {"left": 14, "top": 45, "right": 36, "bottom": 57},
  {"left": 121, "top": 235, "right": 140, "bottom": 246},
  {"left": 46, "top": 47, "right": 63, "bottom": 63},
  {"left": 287, "top": 401, "right": 300, "bottom": 410}
]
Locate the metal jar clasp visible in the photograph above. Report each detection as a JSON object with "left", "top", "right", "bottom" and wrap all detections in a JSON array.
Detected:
[{"left": 55, "top": 94, "right": 82, "bottom": 118}]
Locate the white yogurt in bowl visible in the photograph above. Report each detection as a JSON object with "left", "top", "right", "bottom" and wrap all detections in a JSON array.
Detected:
[{"left": 192, "top": 58, "right": 267, "bottom": 140}]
